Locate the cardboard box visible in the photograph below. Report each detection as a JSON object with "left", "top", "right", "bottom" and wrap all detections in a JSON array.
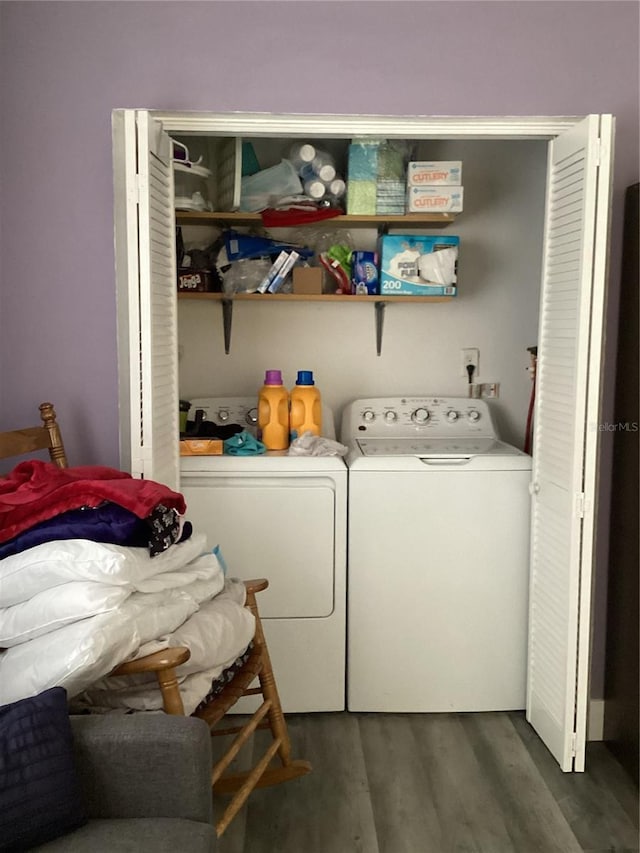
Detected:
[
  {"left": 293, "top": 266, "right": 323, "bottom": 294},
  {"left": 406, "top": 185, "right": 464, "bottom": 213},
  {"left": 179, "top": 439, "right": 224, "bottom": 456},
  {"left": 407, "top": 161, "right": 462, "bottom": 186},
  {"left": 379, "top": 234, "right": 459, "bottom": 296},
  {"left": 177, "top": 269, "right": 214, "bottom": 293}
]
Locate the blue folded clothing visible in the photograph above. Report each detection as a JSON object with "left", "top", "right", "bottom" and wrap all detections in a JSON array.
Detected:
[{"left": 223, "top": 431, "right": 266, "bottom": 456}]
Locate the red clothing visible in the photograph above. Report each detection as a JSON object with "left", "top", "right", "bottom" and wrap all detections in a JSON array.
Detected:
[{"left": 0, "top": 461, "right": 186, "bottom": 544}]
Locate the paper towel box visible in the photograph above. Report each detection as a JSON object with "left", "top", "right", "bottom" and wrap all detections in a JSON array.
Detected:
[{"left": 379, "top": 234, "right": 459, "bottom": 296}]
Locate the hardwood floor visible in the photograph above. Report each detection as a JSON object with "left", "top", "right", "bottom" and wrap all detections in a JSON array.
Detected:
[{"left": 214, "top": 712, "right": 639, "bottom": 853}]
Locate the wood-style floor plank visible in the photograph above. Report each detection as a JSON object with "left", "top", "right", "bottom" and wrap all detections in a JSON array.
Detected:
[
  {"left": 219, "top": 713, "right": 379, "bottom": 853},
  {"left": 359, "top": 714, "right": 449, "bottom": 853},
  {"left": 510, "top": 712, "right": 640, "bottom": 852},
  {"left": 409, "top": 713, "right": 516, "bottom": 852},
  {"left": 215, "top": 711, "right": 639, "bottom": 853},
  {"left": 459, "top": 712, "right": 584, "bottom": 853}
]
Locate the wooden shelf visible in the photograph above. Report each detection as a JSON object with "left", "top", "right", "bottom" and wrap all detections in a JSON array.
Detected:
[
  {"left": 175, "top": 211, "right": 457, "bottom": 228},
  {"left": 178, "top": 292, "right": 452, "bottom": 304}
]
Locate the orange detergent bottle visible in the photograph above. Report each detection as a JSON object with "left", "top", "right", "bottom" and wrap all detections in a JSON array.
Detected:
[
  {"left": 289, "top": 370, "right": 322, "bottom": 440},
  {"left": 257, "top": 370, "right": 289, "bottom": 450}
]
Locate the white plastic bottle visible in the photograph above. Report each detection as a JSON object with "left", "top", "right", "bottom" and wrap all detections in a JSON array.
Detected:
[
  {"left": 289, "top": 143, "right": 316, "bottom": 173},
  {"left": 304, "top": 178, "right": 326, "bottom": 200}
]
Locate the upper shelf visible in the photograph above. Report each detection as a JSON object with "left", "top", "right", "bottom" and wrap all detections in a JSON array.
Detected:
[{"left": 175, "top": 211, "right": 458, "bottom": 228}]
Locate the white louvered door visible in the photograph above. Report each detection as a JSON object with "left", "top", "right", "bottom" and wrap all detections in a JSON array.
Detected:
[
  {"left": 113, "top": 110, "right": 179, "bottom": 491},
  {"left": 527, "top": 115, "right": 614, "bottom": 771}
]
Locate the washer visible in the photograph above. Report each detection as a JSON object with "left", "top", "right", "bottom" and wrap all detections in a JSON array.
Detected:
[
  {"left": 179, "top": 397, "right": 346, "bottom": 712},
  {"left": 341, "top": 396, "right": 532, "bottom": 713}
]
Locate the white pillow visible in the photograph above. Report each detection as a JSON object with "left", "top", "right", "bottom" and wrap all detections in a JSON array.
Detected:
[
  {"left": 0, "top": 533, "right": 207, "bottom": 607},
  {"left": 0, "top": 582, "right": 131, "bottom": 647},
  {"left": 0, "top": 586, "right": 200, "bottom": 705}
]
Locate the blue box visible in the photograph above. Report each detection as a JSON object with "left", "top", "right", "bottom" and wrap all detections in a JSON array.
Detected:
[
  {"left": 351, "top": 251, "right": 379, "bottom": 295},
  {"left": 379, "top": 234, "right": 459, "bottom": 296}
]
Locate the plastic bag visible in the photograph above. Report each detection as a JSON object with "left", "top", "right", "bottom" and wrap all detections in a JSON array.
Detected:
[{"left": 222, "top": 258, "right": 273, "bottom": 294}]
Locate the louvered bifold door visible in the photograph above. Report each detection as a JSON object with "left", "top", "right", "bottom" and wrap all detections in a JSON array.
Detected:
[
  {"left": 527, "top": 115, "right": 613, "bottom": 772},
  {"left": 135, "top": 112, "right": 180, "bottom": 491}
]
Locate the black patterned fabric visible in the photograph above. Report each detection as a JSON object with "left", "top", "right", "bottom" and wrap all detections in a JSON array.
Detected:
[
  {"left": 195, "top": 644, "right": 254, "bottom": 714},
  {"left": 145, "top": 504, "right": 192, "bottom": 557}
]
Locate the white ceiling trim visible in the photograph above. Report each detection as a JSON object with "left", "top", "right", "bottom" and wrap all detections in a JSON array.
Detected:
[{"left": 150, "top": 112, "right": 583, "bottom": 140}]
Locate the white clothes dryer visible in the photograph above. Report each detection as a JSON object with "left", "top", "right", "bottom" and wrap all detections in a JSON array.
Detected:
[
  {"left": 341, "top": 396, "right": 532, "bottom": 713},
  {"left": 180, "top": 397, "right": 346, "bottom": 712}
]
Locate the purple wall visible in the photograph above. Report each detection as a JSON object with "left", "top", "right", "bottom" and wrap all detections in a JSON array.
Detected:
[
  {"left": 1, "top": 0, "right": 638, "bottom": 461},
  {"left": 1, "top": 1, "right": 638, "bottom": 699}
]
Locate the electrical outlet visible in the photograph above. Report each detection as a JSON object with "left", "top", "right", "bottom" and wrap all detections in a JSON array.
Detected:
[
  {"left": 461, "top": 347, "right": 479, "bottom": 378},
  {"left": 481, "top": 382, "right": 500, "bottom": 398}
]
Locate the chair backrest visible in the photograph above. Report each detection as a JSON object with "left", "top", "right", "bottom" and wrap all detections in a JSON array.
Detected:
[{"left": 0, "top": 402, "right": 68, "bottom": 469}]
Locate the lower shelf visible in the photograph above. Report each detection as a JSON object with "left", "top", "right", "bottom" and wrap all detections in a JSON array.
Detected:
[
  {"left": 178, "top": 292, "right": 452, "bottom": 304},
  {"left": 177, "top": 292, "right": 453, "bottom": 355}
]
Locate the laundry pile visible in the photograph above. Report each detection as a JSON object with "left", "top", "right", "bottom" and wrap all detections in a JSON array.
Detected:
[{"left": 0, "top": 462, "right": 255, "bottom": 714}]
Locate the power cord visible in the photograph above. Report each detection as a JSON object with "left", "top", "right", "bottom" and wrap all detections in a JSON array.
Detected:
[{"left": 466, "top": 363, "right": 476, "bottom": 384}]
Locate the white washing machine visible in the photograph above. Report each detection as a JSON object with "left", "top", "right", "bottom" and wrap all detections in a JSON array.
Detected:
[
  {"left": 341, "top": 396, "right": 532, "bottom": 713},
  {"left": 180, "top": 397, "right": 346, "bottom": 712}
]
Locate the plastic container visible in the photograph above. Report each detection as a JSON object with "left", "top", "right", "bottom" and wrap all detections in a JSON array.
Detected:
[
  {"left": 173, "top": 162, "right": 213, "bottom": 211},
  {"left": 304, "top": 178, "right": 326, "bottom": 200},
  {"left": 258, "top": 370, "right": 290, "bottom": 450},
  {"left": 289, "top": 143, "right": 316, "bottom": 172},
  {"left": 239, "top": 159, "right": 302, "bottom": 212},
  {"left": 289, "top": 371, "right": 322, "bottom": 440}
]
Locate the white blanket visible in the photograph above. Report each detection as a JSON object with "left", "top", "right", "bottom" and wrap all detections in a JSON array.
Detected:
[{"left": 0, "top": 536, "right": 255, "bottom": 713}]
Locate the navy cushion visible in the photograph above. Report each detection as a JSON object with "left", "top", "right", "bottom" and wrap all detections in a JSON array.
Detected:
[{"left": 0, "top": 687, "right": 87, "bottom": 851}]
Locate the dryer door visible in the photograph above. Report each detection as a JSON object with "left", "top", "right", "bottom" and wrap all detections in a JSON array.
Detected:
[{"left": 181, "top": 474, "right": 336, "bottom": 618}]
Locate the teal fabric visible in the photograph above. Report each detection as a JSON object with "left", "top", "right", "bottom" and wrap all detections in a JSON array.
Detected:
[{"left": 223, "top": 432, "right": 266, "bottom": 455}]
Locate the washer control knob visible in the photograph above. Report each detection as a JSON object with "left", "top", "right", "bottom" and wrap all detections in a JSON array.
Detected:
[
  {"left": 217, "top": 409, "right": 230, "bottom": 422},
  {"left": 246, "top": 408, "right": 258, "bottom": 426},
  {"left": 468, "top": 409, "right": 481, "bottom": 422},
  {"left": 446, "top": 410, "right": 459, "bottom": 422},
  {"left": 412, "top": 408, "right": 430, "bottom": 424},
  {"left": 362, "top": 410, "right": 376, "bottom": 423},
  {"left": 384, "top": 411, "right": 397, "bottom": 423}
]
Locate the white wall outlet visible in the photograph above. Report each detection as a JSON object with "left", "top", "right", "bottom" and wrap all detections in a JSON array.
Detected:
[{"left": 461, "top": 347, "right": 479, "bottom": 378}]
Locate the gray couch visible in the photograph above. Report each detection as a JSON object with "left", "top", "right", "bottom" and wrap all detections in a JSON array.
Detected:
[{"left": 35, "top": 714, "right": 217, "bottom": 852}]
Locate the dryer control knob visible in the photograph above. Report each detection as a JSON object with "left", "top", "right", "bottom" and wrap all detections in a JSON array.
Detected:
[
  {"left": 217, "top": 409, "right": 230, "bottom": 422},
  {"left": 362, "top": 410, "right": 376, "bottom": 423},
  {"left": 246, "top": 408, "right": 258, "bottom": 426},
  {"left": 446, "top": 410, "right": 459, "bottom": 422},
  {"left": 384, "top": 411, "right": 397, "bottom": 423},
  {"left": 468, "top": 409, "right": 481, "bottom": 422},
  {"left": 412, "top": 408, "right": 430, "bottom": 424}
]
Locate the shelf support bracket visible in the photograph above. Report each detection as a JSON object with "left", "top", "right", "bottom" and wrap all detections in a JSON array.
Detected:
[
  {"left": 221, "top": 298, "right": 233, "bottom": 355},
  {"left": 374, "top": 301, "right": 386, "bottom": 356}
]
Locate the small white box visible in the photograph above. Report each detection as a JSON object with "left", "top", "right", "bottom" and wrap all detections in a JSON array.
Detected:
[
  {"left": 407, "top": 161, "right": 462, "bottom": 186},
  {"left": 407, "top": 186, "right": 464, "bottom": 213}
]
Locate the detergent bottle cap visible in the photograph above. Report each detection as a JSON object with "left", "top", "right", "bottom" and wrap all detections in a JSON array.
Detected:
[
  {"left": 264, "top": 369, "right": 283, "bottom": 385},
  {"left": 296, "top": 370, "right": 315, "bottom": 386}
]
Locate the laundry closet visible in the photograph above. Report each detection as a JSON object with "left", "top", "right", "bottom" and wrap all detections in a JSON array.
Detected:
[{"left": 113, "top": 111, "right": 613, "bottom": 772}]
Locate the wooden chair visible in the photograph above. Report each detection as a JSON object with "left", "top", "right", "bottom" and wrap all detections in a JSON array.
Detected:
[{"left": 0, "top": 402, "right": 311, "bottom": 838}]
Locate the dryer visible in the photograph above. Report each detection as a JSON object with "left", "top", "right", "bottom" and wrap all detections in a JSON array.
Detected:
[
  {"left": 180, "top": 397, "right": 346, "bottom": 712},
  {"left": 341, "top": 396, "right": 532, "bottom": 713}
]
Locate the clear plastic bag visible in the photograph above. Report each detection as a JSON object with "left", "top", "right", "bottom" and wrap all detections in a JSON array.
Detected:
[{"left": 222, "top": 258, "right": 273, "bottom": 294}]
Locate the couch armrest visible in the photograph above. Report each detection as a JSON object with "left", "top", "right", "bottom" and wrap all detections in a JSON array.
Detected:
[{"left": 69, "top": 714, "right": 212, "bottom": 824}]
